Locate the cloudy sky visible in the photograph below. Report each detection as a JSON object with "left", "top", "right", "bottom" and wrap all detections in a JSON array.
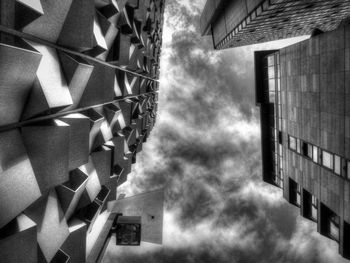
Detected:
[{"left": 102, "top": 1, "right": 348, "bottom": 262}]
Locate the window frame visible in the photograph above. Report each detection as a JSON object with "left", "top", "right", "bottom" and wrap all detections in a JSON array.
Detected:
[{"left": 322, "top": 150, "right": 334, "bottom": 170}]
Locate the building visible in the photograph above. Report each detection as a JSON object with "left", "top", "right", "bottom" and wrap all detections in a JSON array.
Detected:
[
  {"left": 255, "top": 23, "right": 350, "bottom": 259},
  {"left": 0, "top": 0, "right": 165, "bottom": 262},
  {"left": 200, "top": 0, "right": 350, "bottom": 49}
]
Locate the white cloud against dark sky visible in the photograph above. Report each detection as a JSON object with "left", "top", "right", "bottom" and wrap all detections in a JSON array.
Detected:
[{"left": 102, "top": 1, "right": 348, "bottom": 262}]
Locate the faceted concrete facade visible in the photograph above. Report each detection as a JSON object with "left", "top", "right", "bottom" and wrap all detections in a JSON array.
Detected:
[{"left": 0, "top": 0, "right": 165, "bottom": 262}]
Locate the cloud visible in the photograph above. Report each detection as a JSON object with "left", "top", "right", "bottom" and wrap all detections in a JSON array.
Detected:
[{"left": 105, "top": 1, "right": 350, "bottom": 263}]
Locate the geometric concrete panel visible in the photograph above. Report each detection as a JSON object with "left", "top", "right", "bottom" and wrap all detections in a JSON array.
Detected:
[
  {"left": 103, "top": 177, "right": 118, "bottom": 211},
  {"left": 117, "top": 155, "right": 132, "bottom": 187},
  {"left": 0, "top": 39, "right": 42, "bottom": 126},
  {"left": 58, "top": 0, "right": 95, "bottom": 51},
  {"left": 50, "top": 249, "right": 70, "bottom": 263},
  {"left": 109, "top": 188, "right": 164, "bottom": 244},
  {"left": 77, "top": 200, "right": 102, "bottom": 233},
  {"left": 91, "top": 145, "right": 112, "bottom": 186},
  {"left": 0, "top": 129, "right": 41, "bottom": 229},
  {"left": 96, "top": 11, "right": 119, "bottom": 61},
  {"left": 92, "top": 120, "right": 114, "bottom": 150},
  {"left": 77, "top": 158, "right": 102, "bottom": 209},
  {"left": 15, "top": 0, "right": 44, "bottom": 30},
  {"left": 84, "top": 14, "right": 108, "bottom": 57},
  {"left": 58, "top": 52, "right": 94, "bottom": 111},
  {"left": 59, "top": 113, "right": 90, "bottom": 171},
  {"left": 56, "top": 169, "right": 89, "bottom": 221},
  {"left": 0, "top": 214, "right": 37, "bottom": 263},
  {"left": 61, "top": 219, "right": 87, "bottom": 263},
  {"left": 95, "top": 185, "right": 111, "bottom": 208},
  {"left": 114, "top": 74, "right": 123, "bottom": 97},
  {"left": 112, "top": 32, "right": 130, "bottom": 65},
  {"left": 82, "top": 109, "right": 105, "bottom": 152},
  {"left": 98, "top": 1, "right": 121, "bottom": 26},
  {"left": 22, "top": 120, "right": 70, "bottom": 194},
  {"left": 22, "top": 0, "right": 74, "bottom": 43},
  {"left": 22, "top": 41, "right": 73, "bottom": 120},
  {"left": 119, "top": 5, "right": 134, "bottom": 35},
  {"left": 118, "top": 99, "right": 133, "bottom": 128},
  {"left": 25, "top": 189, "right": 69, "bottom": 263},
  {"left": 103, "top": 102, "right": 122, "bottom": 130},
  {"left": 78, "top": 60, "right": 115, "bottom": 108}
]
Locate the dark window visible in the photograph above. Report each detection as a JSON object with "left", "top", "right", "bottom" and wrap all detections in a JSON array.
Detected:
[
  {"left": 290, "top": 179, "right": 301, "bottom": 207},
  {"left": 278, "top": 131, "right": 282, "bottom": 144},
  {"left": 302, "top": 142, "right": 313, "bottom": 159},
  {"left": 329, "top": 214, "right": 340, "bottom": 241},
  {"left": 311, "top": 196, "right": 318, "bottom": 221}
]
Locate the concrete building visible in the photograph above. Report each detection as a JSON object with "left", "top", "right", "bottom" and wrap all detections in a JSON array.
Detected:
[
  {"left": 200, "top": 0, "right": 350, "bottom": 49},
  {"left": 0, "top": 0, "right": 165, "bottom": 262},
  {"left": 255, "top": 23, "right": 350, "bottom": 259}
]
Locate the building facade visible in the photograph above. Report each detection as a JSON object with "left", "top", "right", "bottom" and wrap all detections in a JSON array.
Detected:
[
  {"left": 255, "top": 24, "right": 350, "bottom": 259},
  {"left": 0, "top": 0, "right": 165, "bottom": 262},
  {"left": 200, "top": 0, "right": 350, "bottom": 49}
]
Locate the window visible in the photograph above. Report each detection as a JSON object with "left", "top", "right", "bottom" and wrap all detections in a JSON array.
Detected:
[
  {"left": 268, "top": 66, "right": 275, "bottom": 79},
  {"left": 311, "top": 196, "right": 317, "bottom": 221},
  {"left": 329, "top": 214, "right": 340, "bottom": 242},
  {"left": 312, "top": 146, "right": 318, "bottom": 163},
  {"left": 290, "top": 179, "right": 301, "bottom": 207},
  {"left": 322, "top": 150, "right": 334, "bottom": 170},
  {"left": 296, "top": 139, "right": 301, "bottom": 154},
  {"left": 334, "top": 155, "right": 341, "bottom": 175},
  {"left": 267, "top": 55, "right": 274, "bottom": 66},
  {"left": 347, "top": 161, "right": 350, "bottom": 179},
  {"left": 269, "top": 79, "right": 275, "bottom": 91},
  {"left": 296, "top": 184, "right": 301, "bottom": 206},
  {"left": 302, "top": 142, "right": 313, "bottom": 159},
  {"left": 289, "top": 136, "right": 296, "bottom": 151}
]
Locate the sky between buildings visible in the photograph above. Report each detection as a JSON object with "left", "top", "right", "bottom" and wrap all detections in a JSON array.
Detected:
[{"left": 102, "top": 1, "right": 348, "bottom": 262}]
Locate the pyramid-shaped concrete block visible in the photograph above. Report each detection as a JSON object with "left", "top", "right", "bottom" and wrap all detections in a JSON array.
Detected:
[
  {"left": 22, "top": 41, "right": 73, "bottom": 120},
  {"left": 0, "top": 213, "right": 37, "bottom": 263},
  {"left": 0, "top": 130, "right": 41, "bottom": 229},
  {"left": 0, "top": 39, "right": 42, "bottom": 126},
  {"left": 22, "top": 120, "right": 70, "bottom": 194}
]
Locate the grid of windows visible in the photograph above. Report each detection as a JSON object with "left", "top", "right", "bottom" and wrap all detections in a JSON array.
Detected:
[
  {"left": 287, "top": 135, "right": 347, "bottom": 178},
  {"left": 265, "top": 53, "right": 283, "bottom": 189}
]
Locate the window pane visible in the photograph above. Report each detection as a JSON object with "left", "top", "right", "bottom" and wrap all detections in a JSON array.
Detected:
[
  {"left": 268, "top": 66, "right": 275, "bottom": 79},
  {"left": 289, "top": 136, "right": 296, "bottom": 150},
  {"left": 296, "top": 139, "right": 301, "bottom": 154},
  {"left": 329, "top": 215, "right": 340, "bottom": 241},
  {"left": 308, "top": 144, "right": 313, "bottom": 159},
  {"left": 348, "top": 161, "right": 350, "bottom": 179},
  {"left": 312, "top": 206, "right": 318, "bottom": 220},
  {"left": 322, "top": 151, "right": 333, "bottom": 169},
  {"left": 334, "top": 155, "right": 341, "bottom": 175},
  {"left": 296, "top": 192, "right": 301, "bottom": 206},
  {"left": 269, "top": 79, "right": 275, "bottom": 91},
  {"left": 313, "top": 146, "right": 318, "bottom": 163},
  {"left": 268, "top": 55, "right": 274, "bottom": 66}
]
